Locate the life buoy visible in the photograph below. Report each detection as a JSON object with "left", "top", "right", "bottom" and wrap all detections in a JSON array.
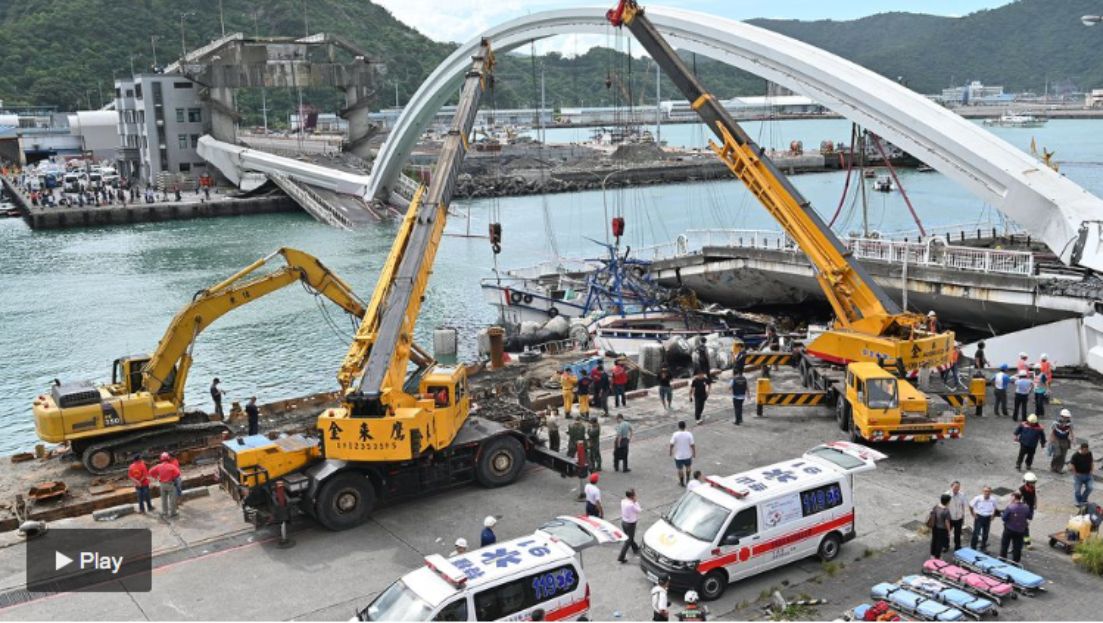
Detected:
[
  {"left": 509, "top": 290, "right": 523, "bottom": 305},
  {"left": 547, "top": 306, "right": 559, "bottom": 318},
  {"left": 522, "top": 293, "right": 534, "bottom": 304}
]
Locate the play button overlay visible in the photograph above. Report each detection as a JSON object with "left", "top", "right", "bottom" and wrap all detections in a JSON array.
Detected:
[{"left": 27, "top": 529, "right": 151, "bottom": 593}]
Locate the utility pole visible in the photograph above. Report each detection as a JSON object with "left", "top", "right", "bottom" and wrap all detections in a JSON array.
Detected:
[
  {"left": 178, "top": 11, "right": 194, "bottom": 65},
  {"left": 150, "top": 35, "right": 159, "bottom": 69},
  {"left": 395, "top": 82, "right": 399, "bottom": 108},
  {"left": 302, "top": 0, "right": 309, "bottom": 36},
  {"left": 218, "top": 0, "right": 226, "bottom": 38},
  {"left": 129, "top": 54, "right": 136, "bottom": 77},
  {"left": 252, "top": 6, "right": 268, "bottom": 133},
  {"left": 97, "top": 80, "right": 104, "bottom": 108}
]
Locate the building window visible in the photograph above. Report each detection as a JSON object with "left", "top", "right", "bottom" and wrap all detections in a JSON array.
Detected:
[
  {"left": 152, "top": 81, "right": 163, "bottom": 105},
  {"left": 187, "top": 108, "right": 202, "bottom": 123},
  {"left": 135, "top": 84, "right": 143, "bottom": 99},
  {"left": 179, "top": 162, "right": 191, "bottom": 172},
  {"left": 176, "top": 108, "right": 185, "bottom": 123},
  {"left": 173, "top": 81, "right": 193, "bottom": 89},
  {"left": 126, "top": 89, "right": 134, "bottom": 98},
  {"left": 190, "top": 134, "right": 199, "bottom": 148},
  {"left": 115, "top": 87, "right": 121, "bottom": 98},
  {"left": 141, "top": 136, "right": 147, "bottom": 149},
  {"left": 178, "top": 134, "right": 189, "bottom": 149},
  {"left": 138, "top": 111, "right": 145, "bottom": 124}
]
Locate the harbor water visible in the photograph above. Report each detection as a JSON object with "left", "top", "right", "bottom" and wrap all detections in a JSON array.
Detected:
[{"left": 2, "top": 118, "right": 1101, "bottom": 452}]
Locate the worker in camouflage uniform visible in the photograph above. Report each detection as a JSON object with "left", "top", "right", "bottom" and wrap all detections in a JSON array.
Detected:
[
  {"left": 566, "top": 416, "right": 587, "bottom": 459},
  {"left": 587, "top": 416, "right": 603, "bottom": 472}
]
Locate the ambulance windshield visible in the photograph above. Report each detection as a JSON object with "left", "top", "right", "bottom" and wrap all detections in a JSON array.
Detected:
[
  {"left": 361, "top": 580, "right": 434, "bottom": 621},
  {"left": 664, "top": 492, "right": 729, "bottom": 542}
]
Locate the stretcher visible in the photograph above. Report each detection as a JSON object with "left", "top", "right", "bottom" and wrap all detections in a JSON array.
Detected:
[
  {"left": 953, "top": 548, "right": 1045, "bottom": 595},
  {"left": 846, "top": 601, "right": 908, "bottom": 621},
  {"left": 899, "top": 575, "right": 998, "bottom": 619},
  {"left": 922, "top": 559, "right": 1015, "bottom": 605},
  {"left": 870, "top": 583, "right": 967, "bottom": 621}
]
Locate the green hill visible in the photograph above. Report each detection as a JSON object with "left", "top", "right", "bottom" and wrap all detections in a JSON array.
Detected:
[{"left": 0, "top": 0, "right": 1100, "bottom": 123}]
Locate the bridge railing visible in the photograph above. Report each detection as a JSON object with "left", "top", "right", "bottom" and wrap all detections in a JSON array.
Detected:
[{"left": 639, "top": 228, "right": 1035, "bottom": 276}]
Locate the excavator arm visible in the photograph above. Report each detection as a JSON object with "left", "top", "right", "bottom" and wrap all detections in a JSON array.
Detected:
[
  {"left": 143, "top": 248, "right": 366, "bottom": 399},
  {"left": 607, "top": 1, "right": 952, "bottom": 367}
]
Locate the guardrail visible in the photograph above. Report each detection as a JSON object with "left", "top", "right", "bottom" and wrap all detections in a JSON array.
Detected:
[{"left": 639, "top": 228, "right": 1035, "bottom": 276}]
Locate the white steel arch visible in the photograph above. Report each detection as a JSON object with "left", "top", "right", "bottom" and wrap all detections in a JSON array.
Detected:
[{"left": 367, "top": 5, "right": 1103, "bottom": 271}]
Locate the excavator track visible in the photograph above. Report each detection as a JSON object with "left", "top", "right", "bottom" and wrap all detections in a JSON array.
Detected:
[{"left": 79, "top": 420, "right": 231, "bottom": 475}]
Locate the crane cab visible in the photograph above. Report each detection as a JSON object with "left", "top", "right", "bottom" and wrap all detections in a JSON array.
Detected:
[{"left": 319, "top": 365, "right": 471, "bottom": 463}]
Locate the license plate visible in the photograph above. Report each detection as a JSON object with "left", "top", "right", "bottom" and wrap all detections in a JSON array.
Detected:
[{"left": 914, "top": 435, "right": 930, "bottom": 442}]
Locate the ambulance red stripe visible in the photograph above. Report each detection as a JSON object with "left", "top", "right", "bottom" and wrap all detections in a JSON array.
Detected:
[
  {"left": 544, "top": 597, "right": 589, "bottom": 620},
  {"left": 696, "top": 512, "right": 855, "bottom": 573}
]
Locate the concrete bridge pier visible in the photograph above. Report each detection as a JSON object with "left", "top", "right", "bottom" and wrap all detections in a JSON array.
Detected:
[
  {"left": 342, "top": 86, "right": 377, "bottom": 160},
  {"left": 207, "top": 86, "right": 238, "bottom": 145}
]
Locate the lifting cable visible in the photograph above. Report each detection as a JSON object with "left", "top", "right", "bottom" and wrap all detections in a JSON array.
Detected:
[
  {"left": 828, "top": 123, "right": 858, "bottom": 229},
  {"left": 869, "top": 132, "right": 926, "bottom": 236}
]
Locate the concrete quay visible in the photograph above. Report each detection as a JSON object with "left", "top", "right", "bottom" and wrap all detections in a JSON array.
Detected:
[
  {"left": 1, "top": 175, "right": 297, "bottom": 231},
  {"left": 0, "top": 365, "right": 1099, "bottom": 620}
]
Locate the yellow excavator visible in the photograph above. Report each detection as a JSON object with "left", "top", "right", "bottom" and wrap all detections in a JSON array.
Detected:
[
  {"left": 608, "top": 0, "right": 979, "bottom": 442},
  {"left": 32, "top": 248, "right": 366, "bottom": 473},
  {"left": 221, "top": 40, "right": 578, "bottom": 532}
]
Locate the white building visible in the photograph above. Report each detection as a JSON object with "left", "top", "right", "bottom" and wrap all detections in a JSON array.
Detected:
[
  {"left": 114, "top": 74, "right": 209, "bottom": 185},
  {"left": 939, "top": 81, "right": 1006, "bottom": 105}
]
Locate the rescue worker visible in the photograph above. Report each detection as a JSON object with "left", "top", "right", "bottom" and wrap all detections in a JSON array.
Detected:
[
  {"left": 1012, "top": 371, "right": 1032, "bottom": 421},
  {"left": 613, "top": 413, "right": 632, "bottom": 472},
  {"left": 449, "top": 538, "right": 468, "bottom": 557},
  {"left": 1014, "top": 415, "right": 1046, "bottom": 471},
  {"left": 481, "top": 516, "right": 497, "bottom": 547},
  {"left": 210, "top": 377, "right": 225, "bottom": 420},
  {"left": 1039, "top": 353, "right": 1054, "bottom": 388},
  {"left": 1016, "top": 352, "right": 1030, "bottom": 375},
  {"left": 560, "top": 367, "right": 577, "bottom": 415},
  {"left": 1019, "top": 472, "right": 1038, "bottom": 546},
  {"left": 148, "top": 454, "right": 181, "bottom": 518},
  {"left": 584, "top": 473, "right": 603, "bottom": 517},
  {"left": 545, "top": 409, "right": 560, "bottom": 453},
  {"left": 1032, "top": 365, "right": 1048, "bottom": 418},
  {"left": 128, "top": 454, "right": 153, "bottom": 514},
  {"left": 999, "top": 491, "right": 1032, "bottom": 563},
  {"left": 991, "top": 364, "right": 1011, "bottom": 417},
  {"left": 678, "top": 591, "right": 707, "bottom": 621},
  {"left": 651, "top": 574, "right": 671, "bottom": 621},
  {"left": 586, "top": 416, "right": 602, "bottom": 472},
  {"left": 1050, "top": 409, "right": 1074, "bottom": 473},
  {"left": 942, "top": 342, "right": 961, "bottom": 389},
  {"left": 161, "top": 451, "right": 183, "bottom": 497},
  {"left": 612, "top": 360, "right": 629, "bottom": 407},
  {"left": 973, "top": 341, "right": 989, "bottom": 370},
  {"left": 566, "top": 416, "right": 587, "bottom": 459},
  {"left": 576, "top": 373, "right": 592, "bottom": 418},
  {"left": 926, "top": 310, "right": 939, "bottom": 333}
]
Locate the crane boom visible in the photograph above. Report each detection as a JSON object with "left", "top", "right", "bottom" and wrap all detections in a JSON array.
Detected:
[
  {"left": 143, "top": 247, "right": 366, "bottom": 398},
  {"left": 608, "top": 1, "right": 952, "bottom": 367},
  {"left": 337, "top": 39, "right": 495, "bottom": 416}
]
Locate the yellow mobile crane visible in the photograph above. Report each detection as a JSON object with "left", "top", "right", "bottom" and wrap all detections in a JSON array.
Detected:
[
  {"left": 32, "top": 248, "right": 366, "bottom": 473},
  {"left": 221, "top": 40, "right": 579, "bottom": 532},
  {"left": 608, "top": 1, "right": 981, "bottom": 442}
]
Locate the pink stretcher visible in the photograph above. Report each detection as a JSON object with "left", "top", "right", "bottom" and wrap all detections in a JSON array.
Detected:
[{"left": 921, "top": 559, "right": 1016, "bottom": 606}]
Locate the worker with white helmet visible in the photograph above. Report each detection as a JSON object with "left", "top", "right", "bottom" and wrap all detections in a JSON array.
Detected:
[
  {"left": 677, "top": 591, "right": 707, "bottom": 621},
  {"left": 449, "top": 537, "right": 468, "bottom": 557},
  {"left": 1013, "top": 414, "right": 1046, "bottom": 472},
  {"left": 480, "top": 515, "right": 498, "bottom": 547},
  {"left": 1018, "top": 471, "right": 1039, "bottom": 547},
  {"left": 1012, "top": 370, "right": 1033, "bottom": 422},
  {"left": 1016, "top": 352, "right": 1030, "bottom": 375},
  {"left": 1049, "top": 409, "right": 1074, "bottom": 473},
  {"left": 1039, "top": 353, "right": 1054, "bottom": 388}
]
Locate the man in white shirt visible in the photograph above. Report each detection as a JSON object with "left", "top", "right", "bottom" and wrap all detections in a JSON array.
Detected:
[
  {"left": 968, "top": 485, "right": 999, "bottom": 552},
  {"left": 946, "top": 480, "right": 967, "bottom": 551},
  {"left": 617, "top": 489, "right": 642, "bottom": 563},
  {"left": 686, "top": 470, "right": 706, "bottom": 492},
  {"left": 651, "top": 574, "right": 671, "bottom": 621},
  {"left": 669, "top": 421, "right": 696, "bottom": 487},
  {"left": 584, "top": 473, "right": 603, "bottom": 518}
]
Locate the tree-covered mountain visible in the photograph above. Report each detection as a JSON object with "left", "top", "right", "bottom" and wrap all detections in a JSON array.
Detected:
[{"left": 0, "top": 0, "right": 1099, "bottom": 123}]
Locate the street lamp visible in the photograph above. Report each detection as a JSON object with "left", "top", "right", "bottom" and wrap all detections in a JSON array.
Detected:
[
  {"left": 1082, "top": 15, "right": 1102, "bottom": 25},
  {"left": 179, "top": 11, "right": 196, "bottom": 64}
]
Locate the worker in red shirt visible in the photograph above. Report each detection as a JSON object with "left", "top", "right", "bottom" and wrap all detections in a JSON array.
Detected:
[
  {"left": 161, "top": 451, "right": 183, "bottom": 497},
  {"left": 128, "top": 455, "right": 153, "bottom": 514},
  {"left": 149, "top": 454, "right": 182, "bottom": 518},
  {"left": 612, "top": 361, "right": 630, "bottom": 407}
]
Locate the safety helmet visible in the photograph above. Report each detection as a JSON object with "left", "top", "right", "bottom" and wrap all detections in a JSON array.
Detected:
[
  {"left": 1040, "top": 353, "right": 1048, "bottom": 360},
  {"left": 160, "top": 452, "right": 171, "bottom": 462},
  {"left": 455, "top": 537, "right": 468, "bottom": 548},
  {"left": 1027, "top": 414, "right": 1038, "bottom": 424},
  {"left": 684, "top": 591, "right": 699, "bottom": 604},
  {"left": 484, "top": 515, "right": 497, "bottom": 528},
  {"left": 1023, "top": 472, "right": 1038, "bottom": 483},
  {"left": 928, "top": 310, "right": 937, "bottom": 317},
  {"left": 1000, "top": 363, "right": 1008, "bottom": 371},
  {"left": 1019, "top": 352, "right": 1028, "bottom": 358},
  {"left": 589, "top": 473, "right": 600, "bottom": 484},
  {"left": 1060, "top": 408, "right": 1072, "bottom": 419}
]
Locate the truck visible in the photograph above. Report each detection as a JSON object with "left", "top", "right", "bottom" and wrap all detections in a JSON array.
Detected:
[
  {"left": 32, "top": 248, "right": 366, "bottom": 473},
  {"left": 220, "top": 40, "right": 579, "bottom": 532},
  {"left": 606, "top": 0, "right": 980, "bottom": 443}
]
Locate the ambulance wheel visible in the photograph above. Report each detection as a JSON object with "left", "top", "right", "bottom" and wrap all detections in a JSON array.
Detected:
[
  {"left": 699, "top": 569, "right": 728, "bottom": 601},
  {"left": 476, "top": 436, "right": 525, "bottom": 487},
  {"left": 314, "top": 472, "right": 375, "bottom": 531},
  {"left": 817, "top": 533, "right": 842, "bottom": 562}
]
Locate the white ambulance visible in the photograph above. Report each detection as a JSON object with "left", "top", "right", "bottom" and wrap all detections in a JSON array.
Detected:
[
  {"left": 358, "top": 515, "right": 625, "bottom": 621},
  {"left": 640, "top": 441, "right": 886, "bottom": 600}
]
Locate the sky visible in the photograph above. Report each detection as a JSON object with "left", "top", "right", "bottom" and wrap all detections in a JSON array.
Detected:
[{"left": 372, "top": 0, "right": 1012, "bottom": 51}]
